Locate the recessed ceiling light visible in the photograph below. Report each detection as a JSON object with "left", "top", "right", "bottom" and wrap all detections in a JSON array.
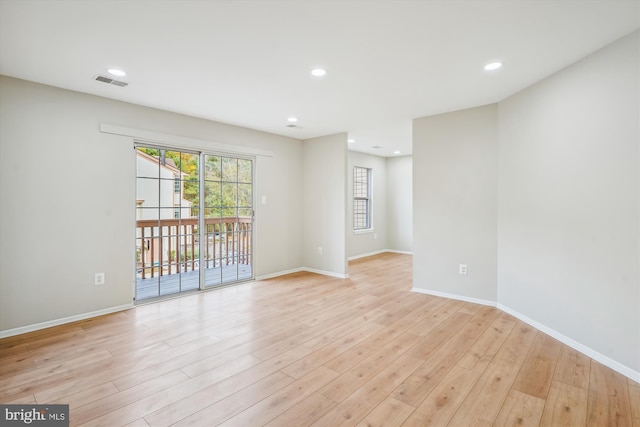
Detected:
[
  {"left": 287, "top": 117, "right": 298, "bottom": 123},
  {"left": 393, "top": 150, "right": 401, "bottom": 154},
  {"left": 310, "top": 68, "right": 327, "bottom": 77},
  {"left": 107, "top": 68, "right": 126, "bottom": 77},
  {"left": 348, "top": 139, "right": 355, "bottom": 143},
  {"left": 483, "top": 62, "right": 503, "bottom": 71}
]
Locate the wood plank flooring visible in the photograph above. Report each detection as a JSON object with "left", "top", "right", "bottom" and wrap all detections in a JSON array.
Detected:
[{"left": 1, "top": 253, "right": 638, "bottom": 426}]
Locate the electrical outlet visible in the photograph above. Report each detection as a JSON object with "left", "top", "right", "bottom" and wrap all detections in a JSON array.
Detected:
[
  {"left": 94, "top": 272, "right": 105, "bottom": 285},
  {"left": 459, "top": 264, "right": 467, "bottom": 275},
  {"left": 317, "top": 246, "right": 323, "bottom": 255}
]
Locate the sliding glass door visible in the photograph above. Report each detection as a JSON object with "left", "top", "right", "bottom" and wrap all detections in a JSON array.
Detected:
[{"left": 135, "top": 146, "right": 253, "bottom": 301}]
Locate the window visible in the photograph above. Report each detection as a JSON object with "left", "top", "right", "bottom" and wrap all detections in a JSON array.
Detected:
[
  {"left": 174, "top": 177, "right": 180, "bottom": 193},
  {"left": 353, "top": 166, "right": 371, "bottom": 230}
]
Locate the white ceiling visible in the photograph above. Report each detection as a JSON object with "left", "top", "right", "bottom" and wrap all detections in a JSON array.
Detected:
[{"left": 1, "top": 0, "right": 638, "bottom": 156}]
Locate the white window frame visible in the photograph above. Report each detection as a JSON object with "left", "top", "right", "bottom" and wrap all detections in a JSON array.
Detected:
[{"left": 353, "top": 166, "right": 372, "bottom": 232}]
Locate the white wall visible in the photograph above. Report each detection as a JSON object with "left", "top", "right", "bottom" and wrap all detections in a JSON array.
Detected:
[
  {"left": 413, "top": 104, "right": 499, "bottom": 302},
  {"left": 411, "top": 31, "right": 639, "bottom": 377},
  {"left": 302, "top": 133, "right": 348, "bottom": 277},
  {"left": 386, "top": 156, "right": 413, "bottom": 253},
  {"left": 0, "top": 76, "right": 304, "bottom": 332},
  {"left": 498, "top": 31, "right": 639, "bottom": 373},
  {"left": 346, "top": 152, "right": 414, "bottom": 258},
  {"left": 347, "top": 151, "right": 387, "bottom": 258}
]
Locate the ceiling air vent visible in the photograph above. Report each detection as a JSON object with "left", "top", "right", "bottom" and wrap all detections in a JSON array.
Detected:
[
  {"left": 95, "top": 75, "right": 128, "bottom": 87},
  {"left": 285, "top": 124, "right": 303, "bottom": 129}
]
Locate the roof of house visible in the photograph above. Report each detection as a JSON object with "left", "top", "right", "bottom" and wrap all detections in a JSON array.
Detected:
[{"left": 136, "top": 149, "right": 187, "bottom": 177}]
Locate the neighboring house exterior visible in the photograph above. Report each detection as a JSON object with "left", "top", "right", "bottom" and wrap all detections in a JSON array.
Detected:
[
  {"left": 135, "top": 150, "right": 194, "bottom": 273},
  {"left": 135, "top": 149, "right": 192, "bottom": 221}
]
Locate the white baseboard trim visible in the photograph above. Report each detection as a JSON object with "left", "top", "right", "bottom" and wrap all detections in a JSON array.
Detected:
[
  {"left": 348, "top": 249, "right": 413, "bottom": 261},
  {"left": 409, "top": 286, "right": 639, "bottom": 382},
  {"left": 260, "top": 250, "right": 413, "bottom": 279},
  {"left": 256, "top": 267, "right": 348, "bottom": 280},
  {"left": 301, "top": 267, "right": 349, "bottom": 279},
  {"left": 497, "top": 303, "right": 640, "bottom": 383},
  {"left": 411, "top": 287, "right": 497, "bottom": 308},
  {"left": 348, "top": 250, "right": 387, "bottom": 261},
  {"left": 255, "top": 267, "right": 305, "bottom": 281},
  {"left": 0, "top": 303, "right": 134, "bottom": 339},
  {"left": 386, "top": 249, "right": 413, "bottom": 255}
]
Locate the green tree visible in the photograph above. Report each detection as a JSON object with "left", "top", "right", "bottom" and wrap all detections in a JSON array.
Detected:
[{"left": 137, "top": 148, "right": 252, "bottom": 218}]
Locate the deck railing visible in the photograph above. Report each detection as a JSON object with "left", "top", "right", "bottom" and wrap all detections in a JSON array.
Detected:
[{"left": 136, "top": 216, "right": 252, "bottom": 279}]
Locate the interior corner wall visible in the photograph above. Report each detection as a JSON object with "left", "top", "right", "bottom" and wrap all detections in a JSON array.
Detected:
[
  {"left": 347, "top": 151, "right": 387, "bottom": 258},
  {"left": 0, "top": 76, "right": 304, "bottom": 333},
  {"left": 497, "top": 30, "right": 639, "bottom": 373},
  {"left": 412, "top": 104, "right": 498, "bottom": 303},
  {"left": 386, "top": 155, "right": 413, "bottom": 253},
  {"left": 302, "top": 134, "right": 348, "bottom": 276}
]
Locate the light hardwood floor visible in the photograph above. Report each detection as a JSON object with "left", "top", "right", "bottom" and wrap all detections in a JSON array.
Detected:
[{"left": 1, "top": 253, "right": 638, "bottom": 426}]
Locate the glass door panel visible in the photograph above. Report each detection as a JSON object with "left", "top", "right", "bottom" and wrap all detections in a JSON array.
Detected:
[
  {"left": 203, "top": 154, "right": 253, "bottom": 287},
  {"left": 135, "top": 147, "right": 200, "bottom": 301}
]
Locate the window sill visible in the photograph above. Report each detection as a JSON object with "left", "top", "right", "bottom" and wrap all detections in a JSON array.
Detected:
[{"left": 353, "top": 228, "right": 374, "bottom": 235}]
